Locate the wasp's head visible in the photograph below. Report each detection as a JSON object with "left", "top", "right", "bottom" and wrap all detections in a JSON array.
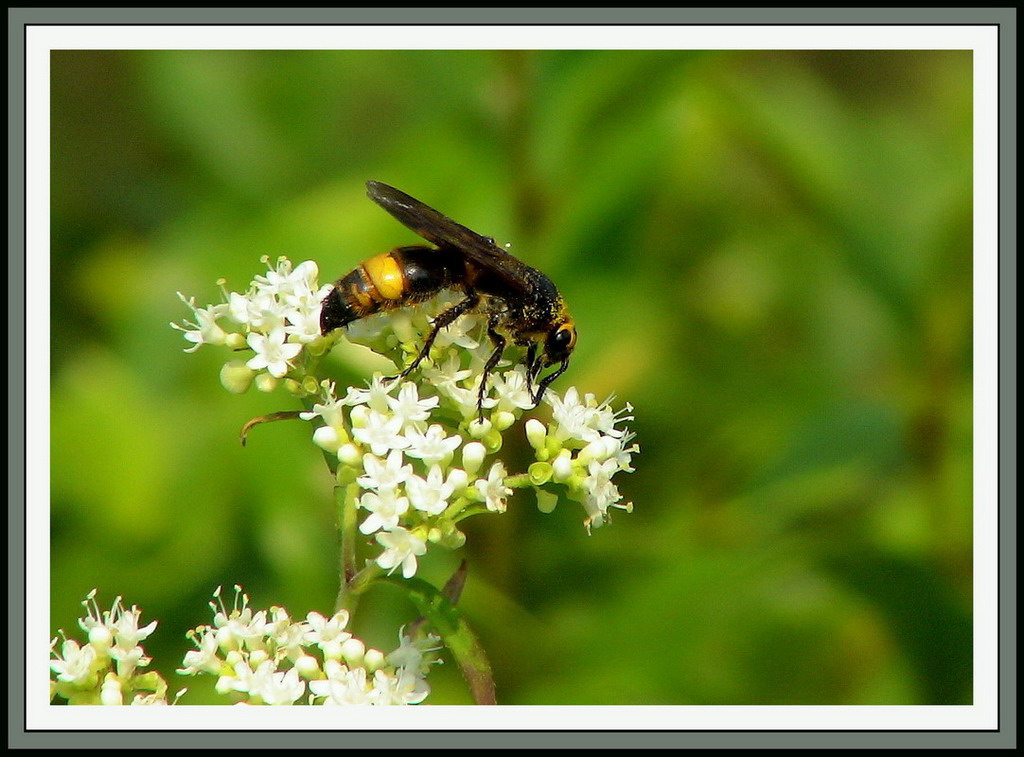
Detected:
[
  {"left": 526, "top": 320, "right": 576, "bottom": 406},
  {"left": 544, "top": 320, "right": 577, "bottom": 365}
]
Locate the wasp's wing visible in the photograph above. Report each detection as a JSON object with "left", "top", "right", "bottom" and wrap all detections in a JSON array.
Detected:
[{"left": 366, "top": 181, "right": 531, "bottom": 293}]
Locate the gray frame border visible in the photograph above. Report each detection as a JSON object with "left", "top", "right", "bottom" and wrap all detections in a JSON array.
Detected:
[{"left": 9, "top": 6, "right": 1016, "bottom": 750}]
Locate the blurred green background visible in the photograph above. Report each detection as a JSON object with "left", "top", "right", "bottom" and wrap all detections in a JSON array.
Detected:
[{"left": 50, "top": 49, "right": 973, "bottom": 705}]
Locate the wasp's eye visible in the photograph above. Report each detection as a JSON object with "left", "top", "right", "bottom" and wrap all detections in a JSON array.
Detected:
[{"left": 547, "top": 323, "right": 577, "bottom": 359}]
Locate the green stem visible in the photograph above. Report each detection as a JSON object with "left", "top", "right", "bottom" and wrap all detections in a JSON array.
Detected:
[
  {"left": 503, "top": 473, "right": 534, "bottom": 488},
  {"left": 333, "top": 482, "right": 361, "bottom": 615}
]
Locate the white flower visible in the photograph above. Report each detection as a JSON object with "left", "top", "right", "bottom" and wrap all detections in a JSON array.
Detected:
[
  {"left": 109, "top": 603, "right": 158, "bottom": 652},
  {"left": 387, "top": 632, "right": 440, "bottom": 674},
  {"left": 394, "top": 667, "right": 431, "bottom": 705},
  {"left": 357, "top": 450, "right": 413, "bottom": 492},
  {"left": 370, "top": 667, "right": 430, "bottom": 705},
  {"left": 283, "top": 298, "right": 325, "bottom": 344},
  {"left": 227, "top": 658, "right": 262, "bottom": 697},
  {"left": 246, "top": 327, "right": 302, "bottom": 378},
  {"left": 582, "top": 458, "right": 625, "bottom": 528},
  {"left": 178, "top": 628, "right": 221, "bottom": 676},
  {"left": 343, "top": 374, "right": 396, "bottom": 413},
  {"left": 545, "top": 386, "right": 594, "bottom": 443},
  {"left": 359, "top": 488, "right": 410, "bottom": 534},
  {"left": 343, "top": 311, "right": 389, "bottom": 341},
  {"left": 352, "top": 410, "right": 411, "bottom": 456},
  {"left": 476, "top": 462, "right": 512, "bottom": 513},
  {"left": 50, "top": 639, "right": 97, "bottom": 685},
  {"left": 603, "top": 432, "right": 639, "bottom": 473},
  {"left": 211, "top": 591, "right": 266, "bottom": 653},
  {"left": 300, "top": 388, "right": 345, "bottom": 425},
  {"left": 250, "top": 663, "right": 305, "bottom": 705},
  {"left": 376, "top": 527, "right": 427, "bottom": 578},
  {"left": 453, "top": 373, "right": 498, "bottom": 420},
  {"left": 304, "top": 611, "right": 353, "bottom": 660},
  {"left": 491, "top": 366, "right": 535, "bottom": 413},
  {"left": 263, "top": 606, "right": 308, "bottom": 659},
  {"left": 386, "top": 382, "right": 440, "bottom": 429},
  {"left": 229, "top": 288, "right": 283, "bottom": 332},
  {"left": 310, "top": 660, "right": 374, "bottom": 705},
  {"left": 431, "top": 311, "right": 482, "bottom": 351},
  {"left": 546, "top": 388, "right": 634, "bottom": 446},
  {"left": 421, "top": 352, "right": 473, "bottom": 397},
  {"left": 254, "top": 258, "right": 319, "bottom": 303},
  {"left": 404, "top": 424, "right": 462, "bottom": 467},
  {"left": 584, "top": 395, "right": 634, "bottom": 440},
  {"left": 109, "top": 642, "right": 150, "bottom": 680},
  {"left": 406, "top": 465, "right": 456, "bottom": 516},
  {"left": 170, "top": 295, "right": 230, "bottom": 352}
]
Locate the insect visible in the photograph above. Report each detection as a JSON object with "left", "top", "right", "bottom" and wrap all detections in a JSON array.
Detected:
[{"left": 320, "top": 180, "right": 577, "bottom": 416}]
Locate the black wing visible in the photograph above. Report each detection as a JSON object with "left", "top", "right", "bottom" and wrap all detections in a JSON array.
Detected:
[{"left": 366, "top": 180, "right": 531, "bottom": 293}]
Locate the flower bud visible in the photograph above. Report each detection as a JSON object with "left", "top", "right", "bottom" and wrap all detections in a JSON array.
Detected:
[
  {"left": 337, "top": 443, "right": 362, "bottom": 467},
  {"left": 224, "top": 649, "right": 244, "bottom": 666},
  {"left": 492, "top": 410, "right": 516, "bottom": 431},
  {"left": 254, "top": 373, "right": 279, "bottom": 393},
  {"left": 482, "top": 429, "right": 503, "bottom": 453},
  {"left": 528, "top": 461, "right": 553, "bottom": 486},
  {"left": 467, "top": 418, "right": 492, "bottom": 439},
  {"left": 249, "top": 649, "right": 269, "bottom": 667},
  {"left": 313, "top": 425, "right": 341, "bottom": 453},
  {"left": 363, "top": 648, "right": 386, "bottom": 672},
  {"left": 446, "top": 528, "right": 467, "bottom": 549},
  {"left": 100, "top": 674, "right": 123, "bottom": 706},
  {"left": 322, "top": 639, "right": 344, "bottom": 661},
  {"left": 535, "top": 488, "right": 559, "bottom": 514},
  {"left": 88, "top": 624, "right": 113, "bottom": 650},
  {"left": 294, "top": 654, "right": 321, "bottom": 679},
  {"left": 220, "top": 360, "right": 255, "bottom": 394},
  {"left": 224, "top": 332, "right": 248, "bottom": 351},
  {"left": 552, "top": 452, "right": 574, "bottom": 482},
  {"left": 390, "top": 312, "right": 416, "bottom": 344},
  {"left": 340, "top": 637, "right": 366, "bottom": 667},
  {"left": 462, "top": 442, "right": 486, "bottom": 476},
  {"left": 446, "top": 468, "right": 469, "bottom": 492},
  {"left": 306, "top": 337, "right": 328, "bottom": 357},
  {"left": 218, "top": 628, "right": 239, "bottom": 653},
  {"left": 350, "top": 405, "right": 369, "bottom": 428},
  {"left": 525, "top": 419, "right": 547, "bottom": 451}
]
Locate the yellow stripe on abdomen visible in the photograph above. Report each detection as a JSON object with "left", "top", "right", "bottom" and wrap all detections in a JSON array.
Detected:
[{"left": 363, "top": 252, "right": 406, "bottom": 300}]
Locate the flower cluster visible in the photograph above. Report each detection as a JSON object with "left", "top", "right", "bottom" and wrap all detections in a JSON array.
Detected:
[
  {"left": 49, "top": 591, "right": 175, "bottom": 705},
  {"left": 178, "top": 587, "right": 437, "bottom": 705},
  {"left": 171, "top": 256, "right": 335, "bottom": 396},
  {"left": 173, "top": 257, "right": 638, "bottom": 575}
]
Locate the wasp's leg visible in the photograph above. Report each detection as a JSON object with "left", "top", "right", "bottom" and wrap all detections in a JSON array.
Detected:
[
  {"left": 523, "top": 342, "right": 540, "bottom": 392},
  {"left": 531, "top": 358, "right": 569, "bottom": 407},
  {"left": 392, "top": 292, "right": 479, "bottom": 381},
  {"left": 477, "top": 313, "right": 506, "bottom": 421}
]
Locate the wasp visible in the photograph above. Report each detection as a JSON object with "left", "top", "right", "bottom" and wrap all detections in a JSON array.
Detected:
[{"left": 320, "top": 181, "right": 577, "bottom": 416}]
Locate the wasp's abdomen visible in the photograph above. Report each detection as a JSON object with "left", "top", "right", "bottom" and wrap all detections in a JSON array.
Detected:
[{"left": 320, "top": 246, "right": 458, "bottom": 335}]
